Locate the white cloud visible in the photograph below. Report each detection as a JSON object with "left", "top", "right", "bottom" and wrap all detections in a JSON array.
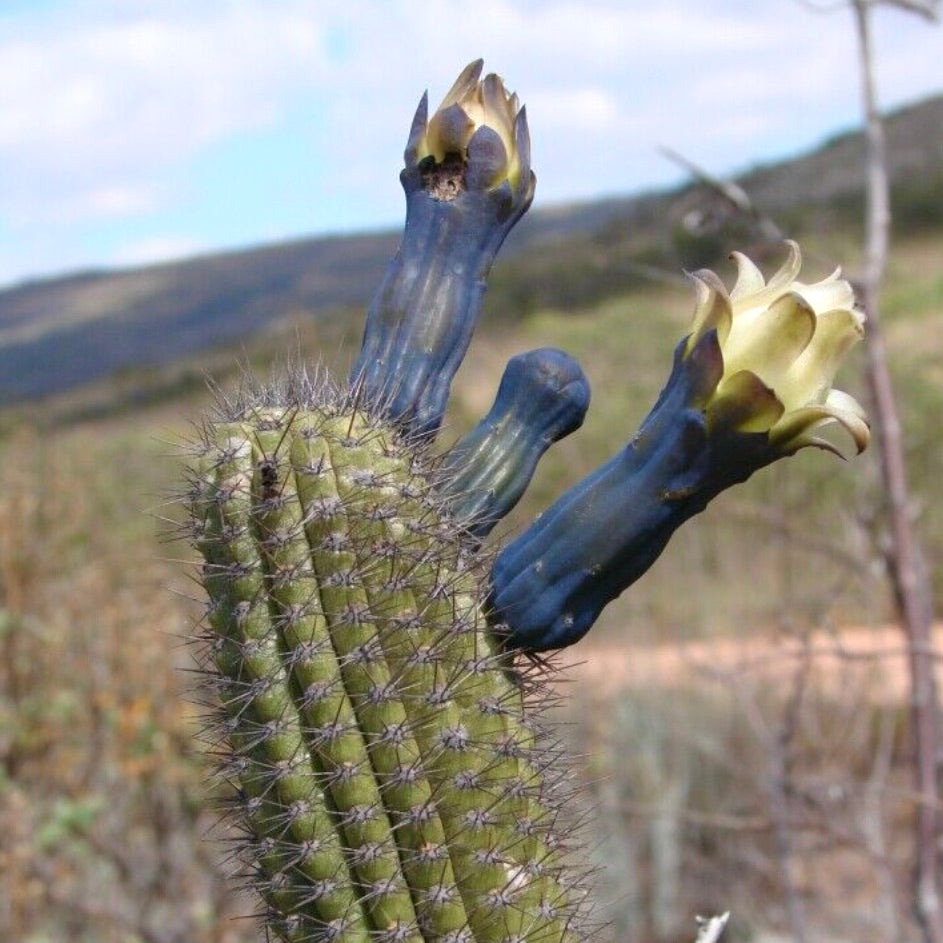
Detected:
[
  {"left": 528, "top": 87, "right": 620, "bottom": 131},
  {"left": 0, "top": 2, "right": 330, "bottom": 221},
  {"left": 61, "top": 184, "right": 161, "bottom": 224}
]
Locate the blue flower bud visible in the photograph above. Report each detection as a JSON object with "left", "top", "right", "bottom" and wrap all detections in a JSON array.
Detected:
[{"left": 441, "top": 348, "right": 590, "bottom": 539}]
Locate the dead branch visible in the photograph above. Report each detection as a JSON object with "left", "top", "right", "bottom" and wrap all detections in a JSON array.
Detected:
[
  {"left": 619, "top": 799, "right": 771, "bottom": 832},
  {"left": 659, "top": 145, "right": 785, "bottom": 244},
  {"left": 882, "top": 0, "right": 939, "bottom": 20},
  {"left": 851, "top": 3, "right": 943, "bottom": 941},
  {"left": 665, "top": 4, "right": 943, "bottom": 937}
]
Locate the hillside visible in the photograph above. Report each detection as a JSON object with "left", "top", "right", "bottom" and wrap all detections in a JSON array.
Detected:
[{"left": 0, "top": 92, "right": 940, "bottom": 406}]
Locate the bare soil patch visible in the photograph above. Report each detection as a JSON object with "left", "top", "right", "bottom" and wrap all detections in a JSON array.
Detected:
[{"left": 553, "top": 624, "right": 943, "bottom": 706}]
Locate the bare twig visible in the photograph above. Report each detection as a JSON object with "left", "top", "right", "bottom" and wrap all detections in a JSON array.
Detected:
[
  {"left": 794, "top": 0, "right": 939, "bottom": 20},
  {"left": 850, "top": 4, "right": 943, "bottom": 941},
  {"left": 665, "top": 5, "right": 943, "bottom": 937},
  {"left": 861, "top": 703, "right": 904, "bottom": 941},
  {"left": 619, "top": 799, "right": 771, "bottom": 832},
  {"left": 720, "top": 498, "right": 867, "bottom": 573},
  {"left": 882, "top": 0, "right": 939, "bottom": 21},
  {"left": 659, "top": 145, "right": 785, "bottom": 244},
  {"left": 767, "top": 633, "right": 812, "bottom": 943}
]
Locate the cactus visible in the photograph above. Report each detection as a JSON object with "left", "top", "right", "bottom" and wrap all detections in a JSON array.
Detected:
[
  {"left": 185, "top": 61, "right": 868, "bottom": 943},
  {"left": 189, "top": 388, "right": 584, "bottom": 943}
]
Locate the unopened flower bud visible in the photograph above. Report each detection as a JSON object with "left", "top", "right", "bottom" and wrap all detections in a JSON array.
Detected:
[
  {"left": 406, "top": 58, "right": 533, "bottom": 200},
  {"left": 441, "top": 348, "right": 591, "bottom": 539}
]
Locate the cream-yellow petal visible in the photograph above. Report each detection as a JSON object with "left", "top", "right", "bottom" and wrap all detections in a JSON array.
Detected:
[
  {"left": 481, "top": 74, "right": 512, "bottom": 123},
  {"left": 709, "top": 369, "right": 785, "bottom": 434},
  {"left": 686, "top": 269, "right": 732, "bottom": 352},
  {"left": 771, "top": 402, "right": 870, "bottom": 455},
  {"left": 825, "top": 387, "right": 869, "bottom": 420},
  {"left": 765, "top": 240, "right": 802, "bottom": 295},
  {"left": 728, "top": 243, "right": 802, "bottom": 322},
  {"left": 729, "top": 251, "right": 766, "bottom": 301},
  {"left": 827, "top": 406, "right": 871, "bottom": 454},
  {"left": 439, "top": 59, "right": 483, "bottom": 110},
  {"left": 795, "top": 271, "right": 856, "bottom": 313},
  {"left": 782, "top": 433, "right": 850, "bottom": 458},
  {"left": 723, "top": 291, "right": 816, "bottom": 385},
  {"left": 417, "top": 62, "right": 526, "bottom": 193},
  {"left": 481, "top": 74, "right": 516, "bottom": 155},
  {"left": 780, "top": 307, "right": 865, "bottom": 404},
  {"left": 426, "top": 103, "right": 475, "bottom": 161},
  {"left": 682, "top": 241, "right": 868, "bottom": 458}
]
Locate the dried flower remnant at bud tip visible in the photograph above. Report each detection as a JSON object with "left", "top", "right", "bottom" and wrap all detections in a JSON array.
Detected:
[
  {"left": 406, "top": 59, "right": 533, "bottom": 201},
  {"left": 686, "top": 241, "right": 870, "bottom": 456}
]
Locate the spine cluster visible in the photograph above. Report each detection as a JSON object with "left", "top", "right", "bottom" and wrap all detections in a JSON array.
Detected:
[{"left": 188, "top": 386, "right": 586, "bottom": 943}]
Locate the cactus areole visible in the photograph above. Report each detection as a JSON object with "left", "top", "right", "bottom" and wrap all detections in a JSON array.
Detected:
[{"left": 186, "top": 60, "right": 868, "bottom": 943}]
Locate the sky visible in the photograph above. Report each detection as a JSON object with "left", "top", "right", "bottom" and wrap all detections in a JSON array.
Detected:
[{"left": 0, "top": 0, "right": 941, "bottom": 289}]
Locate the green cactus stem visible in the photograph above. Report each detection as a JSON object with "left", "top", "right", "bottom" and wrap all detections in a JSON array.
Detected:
[{"left": 188, "top": 378, "right": 588, "bottom": 943}]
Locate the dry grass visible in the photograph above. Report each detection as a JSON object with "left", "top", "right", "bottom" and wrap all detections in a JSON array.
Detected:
[
  {"left": 564, "top": 631, "right": 923, "bottom": 942},
  {"left": 0, "top": 415, "right": 255, "bottom": 943}
]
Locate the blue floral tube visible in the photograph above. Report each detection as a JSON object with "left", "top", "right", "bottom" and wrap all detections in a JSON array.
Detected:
[{"left": 351, "top": 62, "right": 535, "bottom": 438}]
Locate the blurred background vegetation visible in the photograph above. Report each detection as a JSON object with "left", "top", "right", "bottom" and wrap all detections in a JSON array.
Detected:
[{"left": 1, "top": 93, "right": 941, "bottom": 942}]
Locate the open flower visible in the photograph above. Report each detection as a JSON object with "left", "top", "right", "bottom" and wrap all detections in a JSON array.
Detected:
[
  {"left": 491, "top": 240, "right": 871, "bottom": 651},
  {"left": 406, "top": 59, "right": 531, "bottom": 196},
  {"left": 685, "top": 241, "right": 870, "bottom": 455}
]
